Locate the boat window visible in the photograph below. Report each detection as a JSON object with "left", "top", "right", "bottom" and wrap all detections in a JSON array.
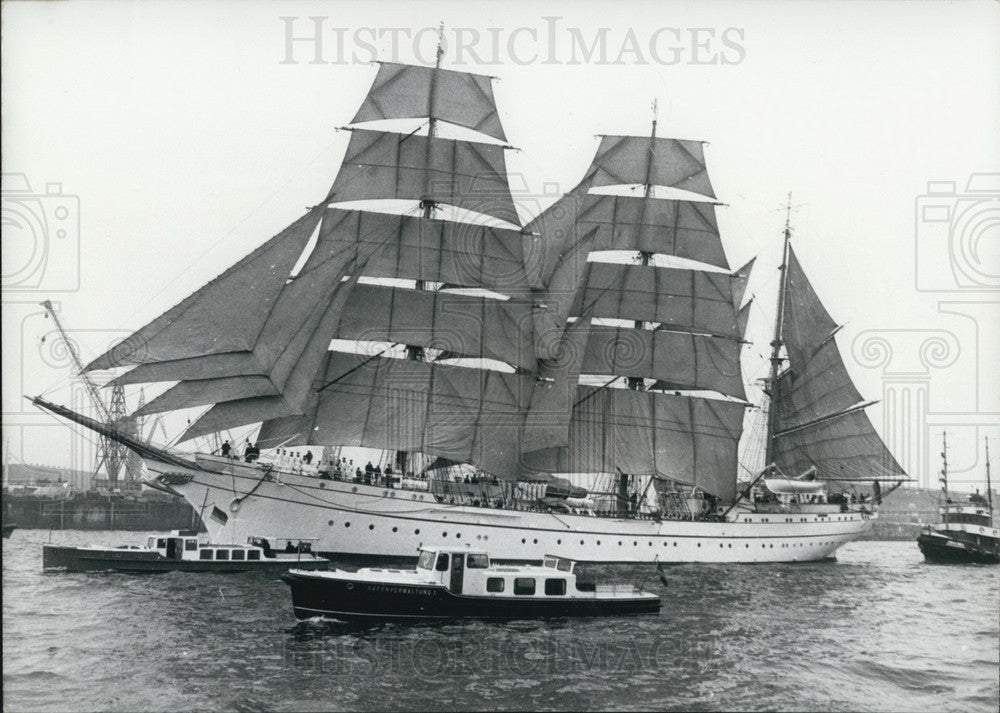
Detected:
[
  {"left": 545, "top": 578, "right": 567, "bottom": 596},
  {"left": 435, "top": 553, "right": 450, "bottom": 572},
  {"left": 156, "top": 538, "right": 166, "bottom": 548},
  {"left": 184, "top": 540, "right": 198, "bottom": 551},
  {"left": 215, "top": 549, "right": 230, "bottom": 560},
  {"left": 467, "top": 554, "right": 489, "bottom": 569},
  {"left": 247, "top": 550, "right": 261, "bottom": 561},
  {"left": 417, "top": 551, "right": 435, "bottom": 570},
  {"left": 514, "top": 578, "right": 536, "bottom": 596},
  {"left": 147, "top": 537, "right": 156, "bottom": 549},
  {"left": 231, "top": 549, "right": 245, "bottom": 561},
  {"left": 486, "top": 577, "right": 505, "bottom": 593},
  {"left": 199, "top": 549, "right": 212, "bottom": 560},
  {"left": 556, "top": 559, "right": 572, "bottom": 572},
  {"left": 543, "top": 556, "right": 558, "bottom": 568}
]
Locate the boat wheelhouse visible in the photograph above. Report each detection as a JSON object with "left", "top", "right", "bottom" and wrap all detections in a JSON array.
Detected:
[
  {"left": 42, "top": 530, "right": 331, "bottom": 573},
  {"left": 281, "top": 545, "right": 661, "bottom": 621}
]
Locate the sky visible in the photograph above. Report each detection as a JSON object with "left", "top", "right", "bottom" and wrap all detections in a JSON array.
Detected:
[{"left": 2, "top": 0, "right": 998, "bottom": 489}]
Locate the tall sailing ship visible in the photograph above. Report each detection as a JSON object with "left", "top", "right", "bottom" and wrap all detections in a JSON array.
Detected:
[{"left": 32, "top": 57, "right": 908, "bottom": 563}]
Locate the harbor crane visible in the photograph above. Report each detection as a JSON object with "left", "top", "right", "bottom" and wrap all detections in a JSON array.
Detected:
[{"left": 40, "top": 301, "right": 132, "bottom": 490}]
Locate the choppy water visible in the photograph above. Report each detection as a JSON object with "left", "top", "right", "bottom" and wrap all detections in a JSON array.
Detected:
[{"left": 3, "top": 531, "right": 998, "bottom": 712}]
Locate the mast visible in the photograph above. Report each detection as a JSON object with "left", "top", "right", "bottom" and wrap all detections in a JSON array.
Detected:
[
  {"left": 764, "top": 195, "right": 793, "bottom": 466},
  {"left": 619, "top": 100, "right": 659, "bottom": 513},
  {"left": 986, "top": 436, "right": 993, "bottom": 521},
  {"left": 401, "top": 22, "right": 446, "bottom": 473},
  {"left": 940, "top": 431, "right": 949, "bottom": 522},
  {"left": 626, "top": 101, "right": 658, "bottom": 392}
]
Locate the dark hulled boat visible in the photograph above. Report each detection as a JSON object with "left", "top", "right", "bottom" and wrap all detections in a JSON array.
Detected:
[
  {"left": 917, "top": 435, "right": 998, "bottom": 565},
  {"left": 42, "top": 530, "right": 331, "bottom": 573},
  {"left": 281, "top": 546, "right": 661, "bottom": 621}
]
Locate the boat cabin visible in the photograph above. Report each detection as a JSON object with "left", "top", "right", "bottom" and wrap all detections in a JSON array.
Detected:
[
  {"left": 940, "top": 503, "right": 993, "bottom": 528},
  {"left": 410, "top": 546, "right": 585, "bottom": 597},
  {"left": 141, "top": 530, "right": 316, "bottom": 562}
]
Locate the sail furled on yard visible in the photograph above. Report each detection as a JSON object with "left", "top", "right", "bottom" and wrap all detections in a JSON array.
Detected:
[
  {"left": 770, "top": 247, "right": 905, "bottom": 480},
  {"left": 351, "top": 62, "right": 506, "bottom": 141}
]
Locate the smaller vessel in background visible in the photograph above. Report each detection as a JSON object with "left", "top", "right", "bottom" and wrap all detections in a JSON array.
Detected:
[
  {"left": 281, "top": 546, "right": 662, "bottom": 622},
  {"left": 42, "top": 530, "right": 330, "bottom": 573},
  {"left": 917, "top": 434, "right": 999, "bottom": 565}
]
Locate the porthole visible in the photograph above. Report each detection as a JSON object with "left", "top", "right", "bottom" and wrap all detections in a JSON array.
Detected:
[
  {"left": 697, "top": 543, "right": 701, "bottom": 548},
  {"left": 345, "top": 522, "right": 350, "bottom": 528},
  {"left": 369, "top": 524, "right": 374, "bottom": 530},
  {"left": 618, "top": 541, "right": 622, "bottom": 546},
  {"left": 392, "top": 527, "right": 398, "bottom": 533},
  {"left": 415, "top": 529, "right": 420, "bottom": 535},
  {"left": 319, "top": 483, "right": 326, "bottom": 489},
  {"left": 328, "top": 520, "right": 334, "bottom": 526},
  {"left": 633, "top": 541, "right": 637, "bottom": 547},
  {"left": 352, "top": 487, "right": 357, "bottom": 493},
  {"left": 533, "top": 539, "right": 538, "bottom": 544},
  {"left": 522, "top": 538, "right": 526, "bottom": 544},
  {"left": 648, "top": 542, "right": 653, "bottom": 547},
  {"left": 442, "top": 532, "right": 448, "bottom": 537},
  {"left": 456, "top": 533, "right": 461, "bottom": 539},
  {"left": 557, "top": 539, "right": 562, "bottom": 545},
  {"left": 580, "top": 540, "right": 584, "bottom": 545},
  {"left": 597, "top": 540, "right": 601, "bottom": 545},
  {"left": 673, "top": 542, "right": 677, "bottom": 547}
]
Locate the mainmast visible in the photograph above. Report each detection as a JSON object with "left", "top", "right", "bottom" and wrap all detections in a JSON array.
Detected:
[
  {"left": 764, "top": 194, "right": 793, "bottom": 466},
  {"left": 626, "top": 99, "right": 659, "bottom": 393}
]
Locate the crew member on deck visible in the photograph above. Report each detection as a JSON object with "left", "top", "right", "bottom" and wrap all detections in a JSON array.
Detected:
[{"left": 220, "top": 440, "right": 231, "bottom": 458}]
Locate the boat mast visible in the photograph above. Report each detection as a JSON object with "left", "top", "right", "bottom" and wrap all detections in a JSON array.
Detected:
[
  {"left": 620, "top": 101, "right": 658, "bottom": 514},
  {"left": 940, "top": 431, "right": 949, "bottom": 522},
  {"left": 763, "top": 195, "right": 793, "bottom": 467},
  {"left": 986, "top": 436, "right": 994, "bottom": 522},
  {"left": 400, "top": 23, "right": 446, "bottom": 475}
]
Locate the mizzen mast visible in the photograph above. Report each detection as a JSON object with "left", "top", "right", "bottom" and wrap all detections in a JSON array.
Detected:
[{"left": 764, "top": 194, "right": 793, "bottom": 466}]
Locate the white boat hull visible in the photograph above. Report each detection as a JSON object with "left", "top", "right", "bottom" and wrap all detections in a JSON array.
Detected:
[{"left": 147, "top": 457, "right": 874, "bottom": 564}]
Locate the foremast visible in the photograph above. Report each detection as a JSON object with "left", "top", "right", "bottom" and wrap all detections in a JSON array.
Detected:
[{"left": 79, "top": 46, "right": 539, "bottom": 482}]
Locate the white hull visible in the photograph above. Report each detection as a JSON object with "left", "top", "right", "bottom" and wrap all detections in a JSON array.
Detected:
[{"left": 147, "top": 457, "right": 874, "bottom": 564}]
